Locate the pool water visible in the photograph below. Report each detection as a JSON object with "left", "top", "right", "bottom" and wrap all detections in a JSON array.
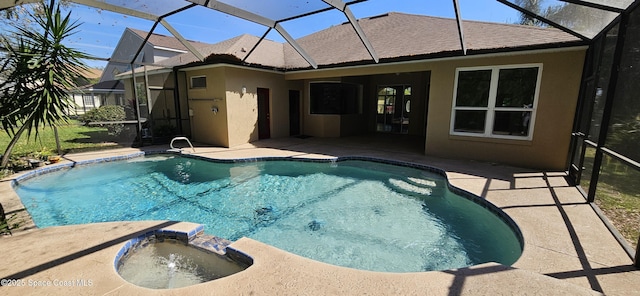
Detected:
[{"left": 15, "top": 155, "right": 522, "bottom": 272}]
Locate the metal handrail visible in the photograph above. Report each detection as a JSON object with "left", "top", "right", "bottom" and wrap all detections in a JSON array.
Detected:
[{"left": 169, "top": 136, "right": 196, "bottom": 153}]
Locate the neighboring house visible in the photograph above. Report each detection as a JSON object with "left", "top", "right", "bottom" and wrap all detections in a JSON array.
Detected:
[
  {"left": 67, "top": 67, "right": 107, "bottom": 116},
  {"left": 69, "top": 80, "right": 125, "bottom": 116},
  {"left": 119, "top": 12, "right": 588, "bottom": 170},
  {"left": 100, "top": 28, "right": 211, "bottom": 83},
  {"left": 93, "top": 28, "right": 214, "bottom": 137}
]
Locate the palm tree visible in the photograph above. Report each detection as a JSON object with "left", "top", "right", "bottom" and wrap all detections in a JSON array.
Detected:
[{"left": 0, "top": 0, "right": 90, "bottom": 168}]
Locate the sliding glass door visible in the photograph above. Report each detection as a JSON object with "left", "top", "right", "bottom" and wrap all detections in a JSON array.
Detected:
[{"left": 376, "top": 85, "right": 411, "bottom": 134}]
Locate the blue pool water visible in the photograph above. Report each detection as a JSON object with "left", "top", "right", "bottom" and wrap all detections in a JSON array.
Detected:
[{"left": 15, "top": 155, "right": 522, "bottom": 272}]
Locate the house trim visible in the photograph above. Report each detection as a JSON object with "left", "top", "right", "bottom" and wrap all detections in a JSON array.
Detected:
[{"left": 154, "top": 46, "right": 188, "bottom": 54}]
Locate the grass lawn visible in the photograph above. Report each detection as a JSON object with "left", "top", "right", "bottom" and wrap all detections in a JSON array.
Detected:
[
  {"left": 594, "top": 160, "right": 640, "bottom": 250},
  {"left": 0, "top": 120, "right": 133, "bottom": 158},
  {"left": 0, "top": 120, "right": 136, "bottom": 231},
  {"left": 582, "top": 148, "right": 640, "bottom": 249}
]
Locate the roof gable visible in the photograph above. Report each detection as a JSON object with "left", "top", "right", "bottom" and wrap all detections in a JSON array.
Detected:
[
  {"left": 158, "top": 34, "right": 285, "bottom": 69},
  {"left": 128, "top": 28, "right": 210, "bottom": 52}
]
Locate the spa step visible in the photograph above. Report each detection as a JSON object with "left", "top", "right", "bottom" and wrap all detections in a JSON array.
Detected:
[{"left": 190, "top": 235, "right": 233, "bottom": 255}]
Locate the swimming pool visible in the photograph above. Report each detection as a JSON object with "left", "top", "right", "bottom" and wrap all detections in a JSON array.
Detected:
[{"left": 14, "top": 154, "right": 522, "bottom": 273}]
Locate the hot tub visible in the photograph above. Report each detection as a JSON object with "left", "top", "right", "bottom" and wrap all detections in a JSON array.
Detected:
[{"left": 115, "top": 227, "right": 252, "bottom": 289}]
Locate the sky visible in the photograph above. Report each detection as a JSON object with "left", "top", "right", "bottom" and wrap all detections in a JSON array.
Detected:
[{"left": 5, "top": 0, "right": 522, "bottom": 68}]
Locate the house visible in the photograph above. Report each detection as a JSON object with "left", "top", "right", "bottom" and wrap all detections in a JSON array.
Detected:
[
  {"left": 100, "top": 28, "right": 211, "bottom": 83},
  {"left": 69, "top": 80, "right": 125, "bottom": 116},
  {"left": 119, "top": 12, "right": 587, "bottom": 170}
]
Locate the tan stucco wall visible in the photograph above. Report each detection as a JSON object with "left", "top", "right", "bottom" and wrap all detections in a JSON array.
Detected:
[
  {"left": 146, "top": 71, "right": 173, "bottom": 88},
  {"left": 305, "top": 114, "right": 342, "bottom": 137},
  {"left": 125, "top": 48, "right": 585, "bottom": 169},
  {"left": 223, "top": 67, "right": 300, "bottom": 147},
  {"left": 425, "top": 50, "right": 585, "bottom": 170},
  {"left": 302, "top": 78, "right": 342, "bottom": 137},
  {"left": 179, "top": 66, "right": 301, "bottom": 147},
  {"left": 186, "top": 68, "right": 229, "bottom": 147},
  {"left": 146, "top": 72, "right": 176, "bottom": 125},
  {"left": 287, "top": 48, "right": 586, "bottom": 170}
]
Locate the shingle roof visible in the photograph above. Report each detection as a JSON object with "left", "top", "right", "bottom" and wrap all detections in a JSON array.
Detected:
[
  {"left": 78, "top": 67, "right": 103, "bottom": 79},
  {"left": 133, "top": 12, "right": 583, "bottom": 71},
  {"left": 157, "top": 34, "right": 285, "bottom": 69},
  {"left": 128, "top": 28, "right": 211, "bottom": 52},
  {"left": 85, "top": 80, "right": 124, "bottom": 91},
  {"left": 284, "top": 12, "right": 583, "bottom": 68}
]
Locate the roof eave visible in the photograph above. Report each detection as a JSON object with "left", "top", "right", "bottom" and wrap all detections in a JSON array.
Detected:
[
  {"left": 283, "top": 41, "right": 589, "bottom": 73},
  {"left": 148, "top": 40, "right": 589, "bottom": 75}
]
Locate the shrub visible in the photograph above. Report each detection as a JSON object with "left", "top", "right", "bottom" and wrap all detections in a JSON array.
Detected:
[{"left": 80, "top": 105, "right": 126, "bottom": 135}]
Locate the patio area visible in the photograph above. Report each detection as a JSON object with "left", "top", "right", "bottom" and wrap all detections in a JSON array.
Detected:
[{"left": 1, "top": 135, "right": 639, "bottom": 295}]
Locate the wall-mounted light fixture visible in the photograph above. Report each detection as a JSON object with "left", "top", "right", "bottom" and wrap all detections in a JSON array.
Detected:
[{"left": 241, "top": 86, "right": 247, "bottom": 96}]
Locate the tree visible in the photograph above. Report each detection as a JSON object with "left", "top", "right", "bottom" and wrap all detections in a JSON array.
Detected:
[
  {"left": 515, "top": 0, "right": 614, "bottom": 37},
  {"left": 1, "top": 0, "right": 71, "bottom": 28},
  {"left": 0, "top": 0, "right": 91, "bottom": 168},
  {"left": 515, "top": 0, "right": 546, "bottom": 27}
]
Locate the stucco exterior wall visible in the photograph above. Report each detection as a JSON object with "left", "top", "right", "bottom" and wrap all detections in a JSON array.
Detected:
[
  {"left": 179, "top": 66, "right": 301, "bottom": 147},
  {"left": 302, "top": 78, "right": 342, "bottom": 138},
  {"left": 224, "top": 67, "right": 299, "bottom": 147},
  {"left": 185, "top": 68, "right": 229, "bottom": 147},
  {"left": 146, "top": 71, "right": 174, "bottom": 88},
  {"left": 287, "top": 48, "right": 586, "bottom": 169},
  {"left": 146, "top": 72, "right": 176, "bottom": 129},
  {"left": 304, "top": 114, "right": 342, "bottom": 137},
  {"left": 425, "top": 50, "right": 585, "bottom": 170},
  {"left": 123, "top": 47, "right": 585, "bottom": 169}
]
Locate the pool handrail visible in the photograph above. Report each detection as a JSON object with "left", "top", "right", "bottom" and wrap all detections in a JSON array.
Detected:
[{"left": 169, "top": 136, "right": 196, "bottom": 153}]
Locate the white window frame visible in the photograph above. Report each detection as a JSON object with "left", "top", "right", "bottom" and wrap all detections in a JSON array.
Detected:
[
  {"left": 450, "top": 64, "right": 543, "bottom": 141},
  {"left": 82, "top": 94, "right": 94, "bottom": 106},
  {"left": 190, "top": 75, "right": 206, "bottom": 89}
]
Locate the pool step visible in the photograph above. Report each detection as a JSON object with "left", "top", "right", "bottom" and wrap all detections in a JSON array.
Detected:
[
  {"left": 388, "top": 179, "right": 433, "bottom": 195},
  {"left": 406, "top": 177, "right": 437, "bottom": 188},
  {"left": 387, "top": 177, "right": 445, "bottom": 197}
]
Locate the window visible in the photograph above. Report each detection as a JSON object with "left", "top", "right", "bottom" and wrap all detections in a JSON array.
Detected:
[
  {"left": 135, "top": 82, "right": 147, "bottom": 105},
  {"left": 116, "top": 94, "right": 125, "bottom": 105},
  {"left": 190, "top": 76, "right": 206, "bottom": 89},
  {"left": 310, "top": 82, "right": 362, "bottom": 114},
  {"left": 83, "top": 94, "right": 94, "bottom": 106},
  {"left": 451, "top": 64, "right": 541, "bottom": 140}
]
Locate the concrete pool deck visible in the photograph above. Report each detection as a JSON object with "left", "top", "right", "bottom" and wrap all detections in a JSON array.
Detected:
[{"left": 1, "top": 135, "right": 639, "bottom": 295}]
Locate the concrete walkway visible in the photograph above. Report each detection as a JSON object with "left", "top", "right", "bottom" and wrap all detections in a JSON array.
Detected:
[{"left": 1, "top": 136, "right": 638, "bottom": 295}]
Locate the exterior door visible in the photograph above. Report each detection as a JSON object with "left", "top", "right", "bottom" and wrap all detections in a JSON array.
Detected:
[
  {"left": 148, "top": 88, "right": 177, "bottom": 139},
  {"left": 289, "top": 90, "right": 301, "bottom": 136},
  {"left": 257, "top": 88, "right": 271, "bottom": 139},
  {"left": 376, "top": 85, "right": 411, "bottom": 134}
]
